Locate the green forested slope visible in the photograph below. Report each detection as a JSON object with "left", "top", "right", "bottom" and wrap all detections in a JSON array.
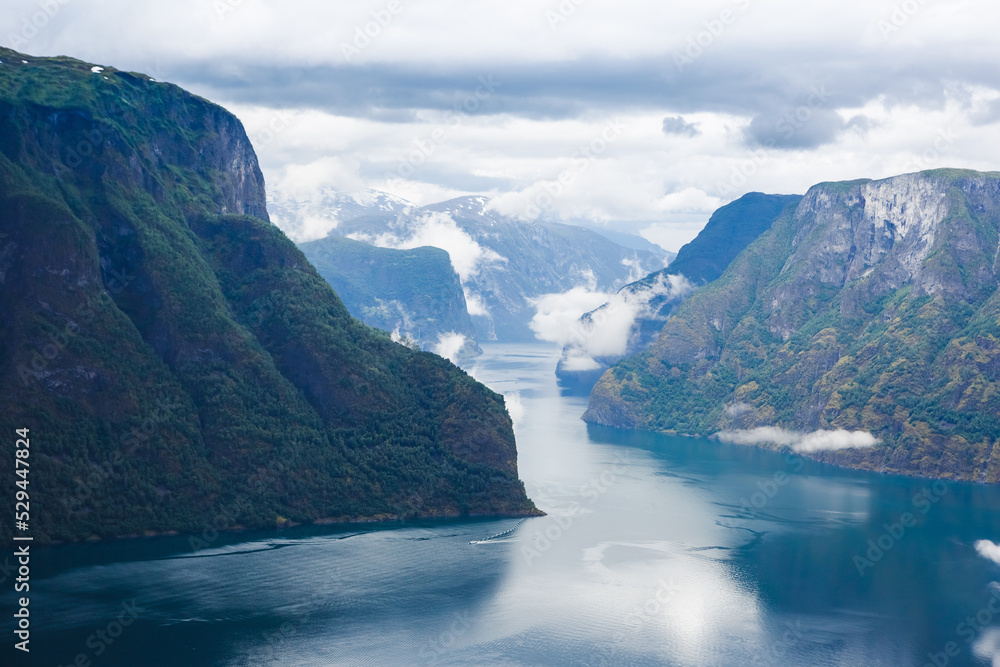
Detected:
[
  {"left": 299, "top": 235, "right": 481, "bottom": 357},
  {"left": 0, "top": 48, "right": 536, "bottom": 542},
  {"left": 587, "top": 170, "right": 1000, "bottom": 482}
]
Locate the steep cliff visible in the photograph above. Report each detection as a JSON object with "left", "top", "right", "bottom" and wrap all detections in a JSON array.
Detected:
[
  {"left": 0, "top": 48, "right": 536, "bottom": 542},
  {"left": 586, "top": 170, "right": 1000, "bottom": 482},
  {"left": 299, "top": 235, "right": 481, "bottom": 359},
  {"left": 556, "top": 193, "right": 800, "bottom": 390}
]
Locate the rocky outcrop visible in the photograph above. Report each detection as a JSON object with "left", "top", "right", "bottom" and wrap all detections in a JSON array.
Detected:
[{"left": 586, "top": 169, "right": 1000, "bottom": 483}]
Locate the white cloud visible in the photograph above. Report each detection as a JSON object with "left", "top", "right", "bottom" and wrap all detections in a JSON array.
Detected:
[
  {"left": 528, "top": 286, "right": 611, "bottom": 347},
  {"left": 653, "top": 187, "right": 724, "bottom": 215},
  {"left": 504, "top": 391, "right": 525, "bottom": 428},
  {"left": 714, "top": 427, "right": 880, "bottom": 453},
  {"left": 27, "top": 1, "right": 1000, "bottom": 71},
  {"left": 244, "top": 101, "right": 1000, "bottom": 252},
  {"left": 795, "top": 430, "right": 882, "bottom": 453},
  {"left": 463, "top": 288, "right": 490, "bottom": 317},
  {"left": 389, "top": 326, "right": 420, "bottom": 350},
  {"left": 531, "top": 273, "right": 695, "bottom": 371},
  {"left": 724, "top": 402, "right": 753, "bottom": 417},
  {"left": 16, "top": 0, "right": 1000, "bottom": 256},
  {"left": 620, "top": 256, "right": 647, "bottom": 283},
  {"left": 976, "top": 540, "right": 1000, "bottom": 566},
  {"left": 352, "top": 211, "right": 506, "bottom": 282},
  {"left": 432, "top": 331, "right": 467, "bottom": 362},
  {"left": 272, "top": 156, "right": 366, "bottom": 199}
]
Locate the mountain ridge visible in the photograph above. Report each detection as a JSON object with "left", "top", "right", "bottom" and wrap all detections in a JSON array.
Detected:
[
  {"left": 326, "top": 195, "right": 667, "bottom": 341},
  {"left": 556, "top": 193, "right": 801, "bottom": 389},
  {"left": 586, "top": 169, "right": 1000, "bottom": 483}
]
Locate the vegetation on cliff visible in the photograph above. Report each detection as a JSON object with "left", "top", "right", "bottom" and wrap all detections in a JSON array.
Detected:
[
  {"left": 299, "top": 235, "right": 481, "bottom": 357},
  {"left": 0, "top": 48, "right": 536, "bottom": 542},
  {"left": 587, "top": 170, "right": 1000, "bottom": 483}
]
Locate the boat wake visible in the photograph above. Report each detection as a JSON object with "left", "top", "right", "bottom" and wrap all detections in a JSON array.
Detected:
[{"left": 469, "top": 519, "right": 526, "bottom": 545}]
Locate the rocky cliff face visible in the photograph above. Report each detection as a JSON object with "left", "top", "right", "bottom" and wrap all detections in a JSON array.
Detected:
[
  {"left": 556, "top": 193, "right": 800, "bottom": 391},
  {"left": 298, "top": 235, "right": 481, "bottom": 359},
  {"left": 586, "top": 169, "right": 1000, "bottom": 483},
  {"left": 0, "top": 48, "right": 536, "bottom": 542}
]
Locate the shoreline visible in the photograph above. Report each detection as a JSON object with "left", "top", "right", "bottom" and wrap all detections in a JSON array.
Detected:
[{"left": 6, "top": 506, "right": 546, "bottom": 547}]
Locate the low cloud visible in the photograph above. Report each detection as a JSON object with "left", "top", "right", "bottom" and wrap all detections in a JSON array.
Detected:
[
  {"left": 529, "top": 287, "right": 611, "bottom": 361},
  {"left": 724, "top": 402, "right": 753, "bottom": 417},
  {"left": 432, "top": 331, "right": 468, "bottom": 362},
  {"left": 796, "top": 429, "right": 881, "bottom": 452},
  {"left": 662, "top": 115, "right": 699, "bottom": 137},
  {"left": 389, "top": 326, "right": 420, "bottom": 350},
  {"left": 351, "top": 211, "right": 506, "bottom": 282},
  {"left": 976, "top": 540, "right": 1000, "bottom": 566},
  {"left": 531, "top": 273, "right": 695, "bottom": 372},
  {"left": 267, "top": 157, "right": 371, "bottom": 241},
  {"left": 463, "top": 288, "right": 490, "bottom": 317},
  {"left": 620, "top": 256, "right": 648, "bottom": 283},
  {"left": 744, "top": 107, "right": 847, "bottom": 150},
  {"left": 714, "top": 427, "right": 880, "bottom": 453},
  {"left": 504, "top": 391, "right": 525, "bottom": 429}
]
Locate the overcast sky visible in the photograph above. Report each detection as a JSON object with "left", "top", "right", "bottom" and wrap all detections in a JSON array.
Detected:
[{"left": 6, "top": 0, "right": 1000, "bottom": 249}]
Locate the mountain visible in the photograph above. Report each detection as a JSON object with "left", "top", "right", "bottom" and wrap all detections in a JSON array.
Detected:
[
  {"left": 298, "top": 235, "right": 481, "bottom": 359},
  {"left": 654, "top": 193, "right": 804, "bottom": 285},
  {"left": 582, "top": 227, "right": 675, "bottom": 260},
  {"left": 556, "top": 193, "right": 801, "bottom": 390},
  {"left": 267, "top": 188, "right": 414, "bottom": 242},
  {"left": 327, "top": 195, "right": 667, "bottom": 341},
  {"left": 0, "top": 48, "right": 537, "bottom": 543},
  {"left": 586, "top": 169, "right": 1000, "bottom": 483}
]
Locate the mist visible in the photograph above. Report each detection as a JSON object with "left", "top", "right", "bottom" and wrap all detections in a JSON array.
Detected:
[
  {"left": 976, "top": 540, "right": 1000, "bottom": 566},
  {"left": 432, "top": 331, "right": 468, "bottom": 363},
  {"left": 714, "top": 427, "right": 880, "bottom": 453},
  {"left": 351, "top": 211, "right": 506, "bottom": 283},
  {"left": 530, "top": 273, "right": 694, "bottom": 371}
]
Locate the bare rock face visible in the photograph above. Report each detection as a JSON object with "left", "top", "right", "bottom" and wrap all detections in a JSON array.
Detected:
[{"left": 587, "top": 169, "right": 1000, "bottom": 483}]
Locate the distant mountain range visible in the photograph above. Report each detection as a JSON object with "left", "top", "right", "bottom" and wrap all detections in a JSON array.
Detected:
[
  {"left": 556, "top": 193, "right": 801, "bottom": 390},
  {"left": 268, "top": 188, "right": 412, "bottom": 242},
  {"left": 573, "top": 226, "right": 674, "bottom": 261},
  {"left": 0, "top": 48, "right": 537, "bottom": 542},
  {"left": 281, "top": 192, "right": 667, "bottom": 343},
  {"left": 586, "top": 169, "right": 1000, "bottom": 483}
]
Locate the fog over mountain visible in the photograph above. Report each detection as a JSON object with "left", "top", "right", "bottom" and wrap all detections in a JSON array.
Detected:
[{"left": 280, "top": 191, "right": 666, "bottom": 344}]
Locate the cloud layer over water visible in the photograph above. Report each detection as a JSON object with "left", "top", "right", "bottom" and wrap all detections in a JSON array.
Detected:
[{"left": 714, "top": 427, "right": 881, "bottom": 453}]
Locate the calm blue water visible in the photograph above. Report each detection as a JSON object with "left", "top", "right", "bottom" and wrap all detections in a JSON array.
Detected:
[{"left": 7, "top": 343, "right": 1000, "bottom": 666}]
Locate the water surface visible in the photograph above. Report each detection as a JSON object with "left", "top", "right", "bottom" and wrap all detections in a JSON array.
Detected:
[{"left": 9, "top": 343, "right": 1000, "bottom": 666}]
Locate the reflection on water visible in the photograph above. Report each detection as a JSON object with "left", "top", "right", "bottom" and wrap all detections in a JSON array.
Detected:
[{"left": 7, "top": 344, "right": 1000, "bottom": 666}]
